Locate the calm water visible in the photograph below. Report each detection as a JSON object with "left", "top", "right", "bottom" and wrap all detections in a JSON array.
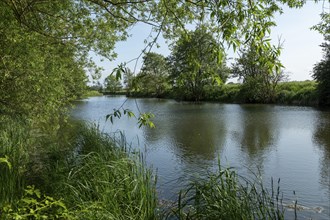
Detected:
[{"left": 72, "top": 96, "right": 330, "bottom": 219}]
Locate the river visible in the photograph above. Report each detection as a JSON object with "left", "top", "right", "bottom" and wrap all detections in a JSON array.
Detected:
[{"left": 72, "top": 95, "right": 330, "bottom": 219}]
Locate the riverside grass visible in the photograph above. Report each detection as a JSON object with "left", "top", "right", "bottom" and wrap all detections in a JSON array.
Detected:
[
  {"left": 0, "top": 118, "right": 157, "bottom": 219},
  {"left": 167, "top": 165, "right": 285, "bottom": 220},
  {"left": 1, "top": 117, "right": 292, "bottom": 219}
]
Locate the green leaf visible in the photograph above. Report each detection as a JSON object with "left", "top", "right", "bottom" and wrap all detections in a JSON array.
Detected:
[{"left": 0, "top": 156, "right": 12, "bottom": 169}]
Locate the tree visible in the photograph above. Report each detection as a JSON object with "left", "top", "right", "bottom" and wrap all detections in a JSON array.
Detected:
[
  {"left": 0, "top": 4, "right": 87, "bottom": 123},
  {"left": 313, "top": 34, "right": 330, "bottom": 105},
  {"left": 123, "top": 68, "right": 134, "bottom": 93},
  {"left": 168, "top": 26, "right": 227, "bottom": 101},
  {"left": 134, "top": 52, "right": 169, "bottom": 96},
  {"left": 104, "top": 75, "right": 122, "bottom": 93},
  {"left": 232, "top": 44, "right": 285, "bottom": 103}
]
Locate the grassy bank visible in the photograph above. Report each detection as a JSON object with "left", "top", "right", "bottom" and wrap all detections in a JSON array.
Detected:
[
  {"left": 128, "top": 80, "right": 319, "bottom": 106},
  {"left": 81, "top": 90, "right": 103, "bottom": 98},
  {"left": 205, "top": 81, "right": 318, "bottom": 105},
  {"left": 1, "top": 117, "right": 294, "bottom": 219},
  {"left": 0, "top": 118, "right": 157, "bottom": 219}
]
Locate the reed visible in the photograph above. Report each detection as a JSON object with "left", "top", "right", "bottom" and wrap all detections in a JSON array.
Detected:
[
  {"left": 54, "top": 124, "right": 158, "bottom": 220},
  {"left": 168, "top": 164, "right": 285, "bottom": 220},
  {"left": 0, "top": 119, "right": 157, "bottom": 219},
  {"left": 0, "top": 117, "right": 30, "bottom": 206}
]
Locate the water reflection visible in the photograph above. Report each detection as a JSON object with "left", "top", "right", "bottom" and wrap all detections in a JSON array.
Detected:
[
  {"left": 236, "top": 105, "right": 278, "bottom": 169},
  {"left": 313, "top": 110, "right": 330, "bottom": 195},
  {"left": 144, "top": 103, "right": 227, "bottom": 162}
]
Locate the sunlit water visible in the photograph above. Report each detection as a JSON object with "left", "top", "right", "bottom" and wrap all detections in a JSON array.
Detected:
[{"left": 72, "top": 96, "right": 330, "bottom": 219}]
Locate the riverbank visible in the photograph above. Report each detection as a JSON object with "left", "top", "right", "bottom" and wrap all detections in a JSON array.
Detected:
[
  {"left": 1, "top": 116, "right": 295, "bottom": 219},
  {"left": 0, "top": 118, "right": 157, "bottom": 219},
  {"left": 123, "top": 80, "right": 321, "bottom": 106}
]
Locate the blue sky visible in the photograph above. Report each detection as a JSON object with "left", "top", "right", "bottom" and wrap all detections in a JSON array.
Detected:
[{"left": 94, "top": 1, "right": 326, "bottom": 83}]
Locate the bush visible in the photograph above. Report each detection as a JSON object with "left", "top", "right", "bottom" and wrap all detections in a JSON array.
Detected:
[
  {"left": 1, "top": 186, "right": 73, "bottom": 219},
  {"left": 276, "top": 81, "right": 318, "bottom": 105}
]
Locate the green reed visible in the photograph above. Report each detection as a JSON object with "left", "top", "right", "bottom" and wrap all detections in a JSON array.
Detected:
[
  {"left": 0, "top": 118, "right": 157, "bottom": 220},
  {"left": 53, "top": 124, "right": 158, "bottom": 220},
  {"left": 0, "top": 117, "right": 30, "bottom": 206},
  {"left": 168, "top": 163, "right": 285, "bottom": 220}
]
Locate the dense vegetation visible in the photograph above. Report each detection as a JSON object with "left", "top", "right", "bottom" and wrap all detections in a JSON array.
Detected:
[
  {"left": 0, "top": 118, "right": 157, "bottom": 219},
  {"left": 1, "top": 117, "right": 291, "bottom": 219},
  {"left": 313, "top": 33, "right": 330, "bottom": 106},
  {"left": 1, "top": 0, "right": 329, "bottom": 219}
]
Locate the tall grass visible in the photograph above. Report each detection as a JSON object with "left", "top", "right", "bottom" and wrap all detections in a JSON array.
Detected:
[
  {"left": 56, "top": 124, "right": 158, "bottom": 219},
  {"left": 0, "top": 118, "right": 157, "bottom": 219},
  {"left": 0, "top": 117, "right": 29, "bottom": 206},
  {"left": 168, "top": 164, "right": 285, "bottom": 220},
  {"left": 1, "top": 117, "right": 295, "bottom": 219}
]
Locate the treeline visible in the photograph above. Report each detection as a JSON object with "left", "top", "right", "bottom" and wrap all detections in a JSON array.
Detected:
[{"left": 101, "top": 27, "right": 330, "bottom": 106}]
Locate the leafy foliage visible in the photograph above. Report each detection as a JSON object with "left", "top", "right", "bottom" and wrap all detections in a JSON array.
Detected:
[
  {"left": 313, "top": 34, "right": 330, "bottom": 105},
  {"left": 104, "top": 75, "right": 123, "bottom": 93},
  {"left": 133, "top": 52, "right": 170, "bottom": 97},
  {"left": 232, "top": 44, "right": 285, "bottom": 103},
  {"left": 1, "top": 186, "right": 73, "bottom": 220},
  {"left": 168, "top": 26, "right": 228, "bottom": 101},
  {"left": 0, "top": 2, "right": 87, "bottom": 124},
  {"left": 123, "top": 67, "right": 135, "bottom": 93}
]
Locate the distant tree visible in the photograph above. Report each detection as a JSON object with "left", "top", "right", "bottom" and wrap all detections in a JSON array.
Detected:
[
  {"left": 168, "top": 26, "right": 227, "bottom": 101},
  {"left": 89, "top": 81, "right": 103, "bottom": 92},
  {"left": 135, "top": 52, "right": 169, "bottom": 96},
  {"left": 104, "top": 75, "right": 122, "bottom": 93},
  {"left": 123, "top": 68, "right": 134, "bottom": 93},
  {"left": 313, "top": 34, "right": 330, "bottom": 105},
  {"left": 232, "top": 44, "right": 285, "bottom": 103}
]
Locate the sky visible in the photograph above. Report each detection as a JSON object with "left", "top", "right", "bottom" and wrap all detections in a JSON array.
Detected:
[{"left": 94, "top": 1, "right": 326, "bottom": 83}]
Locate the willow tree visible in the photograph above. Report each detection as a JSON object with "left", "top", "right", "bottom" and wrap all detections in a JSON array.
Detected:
[
  {"left": 168, "top": 26, "right": 227, "bottom": 101},
  {"left": 232, "top": 44, "right": 285, "bottom": 103}
]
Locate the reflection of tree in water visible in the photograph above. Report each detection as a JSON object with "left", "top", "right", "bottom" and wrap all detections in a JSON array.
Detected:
[
  {"left": 313, "top": 110, "right": 330, "bottom": 194},
  {"left": 172, "top": 107, "right": 226, "bottom": 161},
  {"left": 145, "top": 103, "right": 227, "bottom": 162},
  {"left": 238, "top": 105, "right": 278, "bottom": 168}
]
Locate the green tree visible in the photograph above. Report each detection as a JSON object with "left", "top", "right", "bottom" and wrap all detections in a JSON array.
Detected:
[
  {"left": 313, "top": 34, "right": 330, "bottom": 105},
  {"left": 134, "top": 52, "right": 169, "bottom": 97},
  {"left": 123, "top": 68, "right": 134, "bottom": 93},
  {"left": 0, "top": 5, "right": 87, "bottom": 123},
  {"left": 104, "top": 75, "right": 122, "bottom": 93},
  {"left": 168, "top": 26, "right": 227, "bottom": 101},
  {"left": 232, "top": 44, "right": 285, "bottom": 103}
]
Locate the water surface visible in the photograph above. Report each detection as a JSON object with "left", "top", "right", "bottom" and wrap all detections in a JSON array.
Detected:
[{"left": 72, "top": 96, "right": 330, "bottom": 219}]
